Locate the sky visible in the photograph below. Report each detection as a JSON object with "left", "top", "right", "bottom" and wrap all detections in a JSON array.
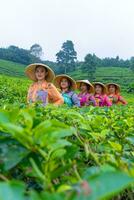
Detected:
[{"left": 0, "top": 0, "right": 134, "bottom": 61}]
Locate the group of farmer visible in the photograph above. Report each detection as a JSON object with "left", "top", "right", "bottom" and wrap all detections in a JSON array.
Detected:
[{"left": 25, "top": 63, "right": 127, "bottom": 107}]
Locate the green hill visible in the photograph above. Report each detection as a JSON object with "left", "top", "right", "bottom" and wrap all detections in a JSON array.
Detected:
[
  {"left": 0, "top": 59, "right": 134, "bottom": 89},
  {"left": 0, "top": 59, "right": 26, "bottom": 77},
  {"left": 68, "top": 67, "right": 134, "bottom": 89},
  {"left": 0, "top": 59, "right": 133, "bottom": 104},
  {"left": 68, "top": 66, "right": 133, "bottom": 80}
]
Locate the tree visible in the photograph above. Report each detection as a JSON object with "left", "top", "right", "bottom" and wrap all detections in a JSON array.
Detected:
[
  {"left": 0, "top": 45, "right": 41, "bottom": 65},
  {"left": 56, "top": 40, "right": 77, "bottom": 73},
  {"left": 82, "top": 53, "right": 97, "bottom": 80},
  {"left": 130, "top": 57, "right": 134, "bottom": 72},
  {"left": 30, "top": 44, "right": 43, "bottom": 59}
]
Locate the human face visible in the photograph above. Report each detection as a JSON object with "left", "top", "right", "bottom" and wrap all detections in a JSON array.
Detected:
[
  {"left": 95, "top": 84, "right": 103, "bottom": 94},
  {"left": 35, "top": 66, "right": 47, "bottom": 81},
  {"left": 80, "top": 83, "right": 88, "bottom": 93},
  {"left": 60, "top": 78, "right": 70, "bottom": 90},
  {"left": 108, "top": 84, "right": 116, "bottom": 94}
]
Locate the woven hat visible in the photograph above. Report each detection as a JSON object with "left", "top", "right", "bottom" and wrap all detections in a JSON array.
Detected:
[
  {"left": 25, "top": 63, "right": 55, "bottom": 82},
  {"left": 76, "top": 80, "right": 94, "bottom": 93},
  {"left": 54, "top": 74, "right": 77, "bottom": 90},
  {"left": 93, "top": 82, "right": 107, "bottom": 94},
  {"left": 106, "top": 83, "right": 120, "bottom": 93}
]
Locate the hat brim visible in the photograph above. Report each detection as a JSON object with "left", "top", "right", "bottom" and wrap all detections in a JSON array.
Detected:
[
  {"left": 25, "top": 63, "right": 55, "bottom": 82},
  {"left": 54, "top": 74, "right": 77, "bottom": 90},
  {"left": 106, "top": 83, "right": 120, "bottom": 93},
  {"left": 93, "top": 82, "right": 107, "bottom": 94},
  {"left": 76, "top": 80, "right": 94, "bottom": 93}
]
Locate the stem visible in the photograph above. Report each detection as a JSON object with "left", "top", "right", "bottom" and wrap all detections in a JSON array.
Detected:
[
  {"left": 73, "top": 165, "right": 82, "bottom": 182},
  {"left": 0, "top": 174, "right": 9, "bottom": 181},
  {"left": 74, "top": 131, "right": 84, "bottom": 145},
  {"left": 88, "top": 146, "right": 100, "bottom": 166},
  {"left": 29, "top": 158, "right": 45, "bottom": 181},
  {"left": 38, "top": 148, "right": 47, "bottom": 159}
]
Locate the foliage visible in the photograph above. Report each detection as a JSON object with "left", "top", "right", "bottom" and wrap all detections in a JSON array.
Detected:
[
  {"left": 0, "top": 57, "right": 134, "bottom": 200},
  {"left": 0, "top": 73, "right": 134, "bottom": 200},
  {"left": 56, "top": 40, "right": 77, "bottom": 73},
  {"left": 130, "top": 57, "right": 134, "bottom": 72},
  {"left": 68, "top": 66, "right": 134, "bottom": 89},
  {"left": 30, "top": 44, "right": 43, "bottom": 59},
  {"left": 100, "top": 56, "right": 130, "bottom": 68},
  {"left": 0, "top": 59, "right": 133, "bottom": 87},
  {"left": 0, "top": 43, "right": 133, "bottom": 72},
  {"left": 0, "top": 75, "right": 29, "bottom": 105},
  {"left": 0, "top": 103, "right": 134, "bottom": 200},
  {"left": 82, "top": 54, "right": 97, "bottom": 80},
  {"left": 0, "top": 46, "right": 41, "bottom": 65}
]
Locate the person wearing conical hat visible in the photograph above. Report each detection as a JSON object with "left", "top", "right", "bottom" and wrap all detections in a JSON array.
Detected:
[
  {"left": 93, "top": 82, "right": 112, "bottom": 107},
  {"left": 25, "top": 63, "right": 64, "bottom": 106},
  {"left": 54, "top": 74, "right": 80, "bottom": 107},
  {"left": 76, "top": 80, "right": 96, "bottom": 107},
  {"left": 106, "top": 83, "right": 127, "bottom": 105}
]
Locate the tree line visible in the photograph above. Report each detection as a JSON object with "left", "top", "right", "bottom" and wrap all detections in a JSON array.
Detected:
[{"left": 0, "top": 41, "right": 134, "bottom": 77}]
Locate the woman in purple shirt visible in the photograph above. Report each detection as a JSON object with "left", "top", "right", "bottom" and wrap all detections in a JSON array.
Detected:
[{"left": 54, "top": 74, "right": 80, "bottom": 107}]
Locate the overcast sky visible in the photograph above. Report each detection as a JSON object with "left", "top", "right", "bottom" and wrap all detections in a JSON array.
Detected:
[{"left": 0, "top": 0, "right": 134, "bottom": 61}]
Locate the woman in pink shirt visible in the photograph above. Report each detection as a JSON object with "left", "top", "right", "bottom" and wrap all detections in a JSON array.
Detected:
[
  {"left": 106, "top": 83, "right": 127, "bottom": 105},
  {"left": 93, "top": 82, "right": 112, "bottom": 107},
  {"left": 77, "top": 80, "right": 96, "bottom": 106}
]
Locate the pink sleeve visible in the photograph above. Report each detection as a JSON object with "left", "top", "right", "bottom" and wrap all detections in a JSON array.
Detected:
[
  {"left": 79, "top": 96, "right": 87, "bottom": 106},
  {"left": 118, "top": 95, "right": 127, "bottom": 105},
  {"left": 104, "top": 95, "right": 112, "bottom": 107}
]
